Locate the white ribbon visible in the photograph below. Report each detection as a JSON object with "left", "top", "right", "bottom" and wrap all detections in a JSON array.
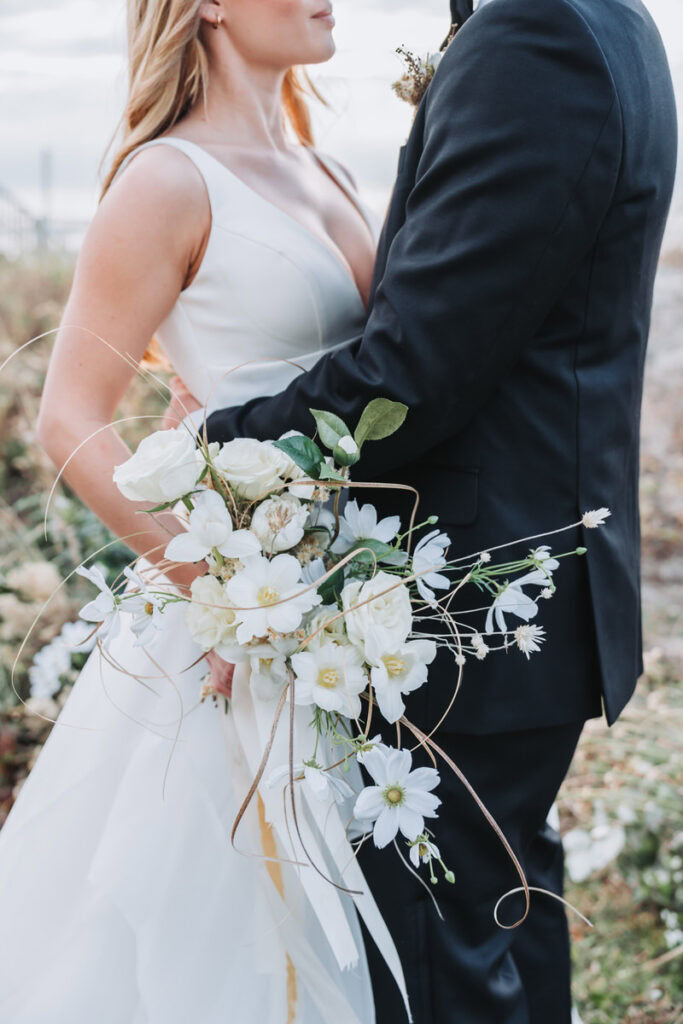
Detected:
[{"left": 225, "top": 662, "right": 412, "bottom": 1023}]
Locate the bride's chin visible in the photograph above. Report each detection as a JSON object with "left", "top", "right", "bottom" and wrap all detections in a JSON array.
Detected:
[{"left": 300, "top": 35, "right": 336, "bottom": 64}]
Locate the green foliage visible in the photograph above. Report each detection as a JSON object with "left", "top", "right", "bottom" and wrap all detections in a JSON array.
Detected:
[
  {"left": 272, "top": 435, "right": 325, "bottom": 479},
  {"left": 354, "top": 398, "right": 408, "bottom": 447},
  {"left": 309, "top": 408, "right": 350, "bottom": 451}
]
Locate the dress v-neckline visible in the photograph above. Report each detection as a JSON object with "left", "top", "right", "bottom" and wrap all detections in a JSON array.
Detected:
[{"left": 170, "top": 137, "right": 372, "bottom": 312}]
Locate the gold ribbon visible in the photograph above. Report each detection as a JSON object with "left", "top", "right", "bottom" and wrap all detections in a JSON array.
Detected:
[{"left": 257, "top": 791, "right": 298, "bottom": 1023}]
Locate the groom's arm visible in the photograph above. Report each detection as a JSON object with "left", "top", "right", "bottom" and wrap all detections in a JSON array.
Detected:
[{"left": 203, "top": 1, "right": 620, "bottom": 477}]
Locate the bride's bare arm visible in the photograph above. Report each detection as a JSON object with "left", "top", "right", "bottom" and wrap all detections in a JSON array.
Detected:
[{"left": 37, "top": 146, "right": 210, "bottom": 591}]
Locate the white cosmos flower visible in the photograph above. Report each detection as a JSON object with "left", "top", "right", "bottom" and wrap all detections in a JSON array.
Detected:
[
  {"left": 75, "top": 564, "right": 122, "bottom": 645},
  {"left": 121, "top": 566, "right": 166, "bottom": 647},
  {"left": 409, "top": 837, "right": 441, "bottom": 869},
  {"left": 266, "top": 761, "right": 354, "bottom": 804},
  {"left": 582, "top": 507, "right": 611, "bottom": 528},
  {"left": 165, "top": 489, "right": 261, "bottom": 564},
  {"left": 514, "top": 624, "right": 546, "bottom": 659},
  {"left": 356, "top": 733, "right": 393, "bottom": 765},
  {"left": 364, "top": 627, "right": 437, "bottom": 724},
  {"left": 485, "top": 546, "right": 559, "bottom": 634},
  {"left": 113, "top": 427, "right": 206, "bottom": 504},
  {"left": 225, "top": 553, "right": 321, "bottom": 644},
  {"left": 354, "top": 745, "right": 441, "bottom": 849},
  {"left": 250, "top": 492, "right": 309, "bottom": 553},
  {"left": 290, "top": 641, "right": 367, "bottom": 717},
  {"left": 341, "top": 571, "right": 413, "bottom": 653},
  {"left": 330, "top": 499, "right": 401, "bottom": 555},
  {"left": 412, "top": 529, "right": 451, "bottom": 605}
]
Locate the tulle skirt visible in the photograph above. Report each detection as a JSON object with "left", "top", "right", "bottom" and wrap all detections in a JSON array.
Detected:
[{"left": 0, "top": 558, "right": 376, "bottom": 1023}]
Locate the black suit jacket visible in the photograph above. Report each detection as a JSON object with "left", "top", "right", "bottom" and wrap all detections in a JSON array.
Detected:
[{"left": 203, "top": 0, "right": 677, "bottom": 733}]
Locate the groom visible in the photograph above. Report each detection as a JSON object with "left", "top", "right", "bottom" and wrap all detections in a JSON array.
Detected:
[{"left": 173, "top": 0, "right": 677, "bottom": 1019}]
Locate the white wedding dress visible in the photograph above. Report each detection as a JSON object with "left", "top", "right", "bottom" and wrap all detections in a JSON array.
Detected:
[{"left": 0, "top": 138, "right": 411, "bottom": 1023}]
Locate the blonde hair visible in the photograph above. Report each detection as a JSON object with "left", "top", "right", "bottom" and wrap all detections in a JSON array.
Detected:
[{"left": 99, "top": 0, "right": 325, "bottom": 371}]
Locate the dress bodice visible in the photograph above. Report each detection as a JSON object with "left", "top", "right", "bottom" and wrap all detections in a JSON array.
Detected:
[{"left": 111, "top": 136, "right": 381, "bottom": 412}]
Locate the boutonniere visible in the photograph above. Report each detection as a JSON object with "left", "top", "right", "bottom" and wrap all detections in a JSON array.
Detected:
[{"left": 391, "top": 22, "right": 458, "bottom": 111}]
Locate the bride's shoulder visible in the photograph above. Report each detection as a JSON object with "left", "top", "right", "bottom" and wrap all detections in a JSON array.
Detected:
[
  {"left": 77, "top": 144, "right": 209, "bottom": 297},
  {"left": 106, "top": 142, "right": 209, "bottom": 218},
  {"left": 93, "top": 143, "right": 209, "bottom": 259}
]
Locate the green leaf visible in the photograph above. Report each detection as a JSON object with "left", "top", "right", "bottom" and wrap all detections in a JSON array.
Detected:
[
  {"left": 272, "top": 436, "right": 324, "bottom": 479},
  {"left": 310, "top": 408, "right": 350, "bottom": 451},
  {"left": 317, "top": 463, "right": 346, "bottom": 482},
  {"left": 143, "top": 498, "right": 184, "bottom": 514},
  {"left": 354, "top": 398, "right": 408, "bottom": 447},
  {"left": 344, "top": 537, "right": 395, "bottom": 565},
  {"left": 316, "top": 565, "right": 347, "bottom": 605}
]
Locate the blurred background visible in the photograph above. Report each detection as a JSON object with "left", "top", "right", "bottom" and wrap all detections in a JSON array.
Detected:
[{"left": 1, "top": 1, "right": 681, "bottom": 1020}]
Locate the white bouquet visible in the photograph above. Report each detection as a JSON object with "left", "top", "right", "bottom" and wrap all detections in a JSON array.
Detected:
[{"left": 78, "top": 397, "right": 610, "bottom": 887}]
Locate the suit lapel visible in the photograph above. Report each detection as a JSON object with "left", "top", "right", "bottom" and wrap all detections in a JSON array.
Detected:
[{"left": 368, "top": 100, "right": 428, "bottom": 306}]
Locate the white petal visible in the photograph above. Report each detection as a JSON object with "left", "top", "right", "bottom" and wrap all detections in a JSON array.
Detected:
[
  {"left": 219, "top": 529, "right": 261, "bottom": 558},
  {"left": 398, "top": 806, "right": 424, "bottom": 841},
  {"left": 375, "top": 683, "right": 405, "bottom": 725},
  {"left": 164, "top": 532, "right": 208, "bottom": 563},
  {"left": 374, "top": 515, "right": 401, "bottom": 543},
  {"left": 405, "top": 789, "right": 442, "bottom": 817},
  {"left": 373, "top": 807, "right": 400, "bottom": 849},
  {"left": 354, "top": 785, "right": 384, "bottom": 821},
  {"left": 360, "top": 748, "right": 390, "bottom": 787},
  {"left": 406, "top": 766, "right": 441, "bottom": 792}
]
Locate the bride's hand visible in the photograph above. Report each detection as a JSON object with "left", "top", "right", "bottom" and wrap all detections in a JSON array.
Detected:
[
  {"left": 205, "top": 650, "right": 235, "bottom": 700},
  {"left": 162, "top": 375, "right": 203, "bottom": 431}
]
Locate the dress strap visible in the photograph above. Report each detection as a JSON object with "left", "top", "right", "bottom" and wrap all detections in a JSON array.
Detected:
[{"left": 109, "top": 137, "right": 224, "bottom": 216}]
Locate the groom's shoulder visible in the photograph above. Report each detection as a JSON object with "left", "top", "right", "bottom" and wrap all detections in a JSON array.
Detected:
[
  {"left": 429, "top": 0, "right": 616, "bottom": 99},
  {"left": 441, "top": 0, "right": 657, "bottom": 62}
]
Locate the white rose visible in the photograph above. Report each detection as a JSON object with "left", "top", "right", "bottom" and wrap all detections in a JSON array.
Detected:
[
  {"left": 305, "top": 604, "right": 348, "bottom": 650},
  {"left": 250, "top": 493, "right": 310, "bottom": 553},
  {"left": 341, "top": 571, "right": 413, "bottom": 653},
  {"left": 213, "top": 438, "right": 287, "bottom": 501},
  {"left": 184, "top": 574, "right": 238, "bottom": 651},
  {"left": 113, "top": 428, "right": 205, "bottom": 503}
]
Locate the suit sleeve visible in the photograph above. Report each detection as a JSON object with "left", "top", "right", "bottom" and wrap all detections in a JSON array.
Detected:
[{"left": 203, "top": 1, "right": 621, "bottom": 477}]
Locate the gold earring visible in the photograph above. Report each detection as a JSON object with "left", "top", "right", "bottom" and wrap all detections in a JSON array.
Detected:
[{"left": 213, "top": 13, "right": 223, "bottom": 29}]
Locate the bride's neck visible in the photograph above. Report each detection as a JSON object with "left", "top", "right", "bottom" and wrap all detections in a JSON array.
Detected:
[{"left": 190, "top": 49, "right": 291, "bottom": 152}]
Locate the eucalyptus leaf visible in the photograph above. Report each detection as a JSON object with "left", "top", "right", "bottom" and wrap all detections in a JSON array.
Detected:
[
  {"left": 310, "top": 408, "right": 350, "bottom": 451},
  {"left": 272, "top": 436, "right": 325, "bottom": 479},
  {"left": 317, "top": 463, "right": 346, "bottom": 482},
  {"left": 316, "top": 565, "right": 347, "bottom": 605},
  {"left": 354, "top": 398, "right": 408, "bottom": 447},
  {"left": 344, "top": 537, "right": 396, "bottom": 565}
]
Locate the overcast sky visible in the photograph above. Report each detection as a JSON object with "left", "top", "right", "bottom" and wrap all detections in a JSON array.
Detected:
[{"left": 1, "top": 0, "right": 682, "bottom": 240}]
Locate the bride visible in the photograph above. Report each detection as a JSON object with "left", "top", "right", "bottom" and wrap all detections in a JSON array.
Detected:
[{"left": 0, "top": 1, "right": 400, "bottom": 1020}]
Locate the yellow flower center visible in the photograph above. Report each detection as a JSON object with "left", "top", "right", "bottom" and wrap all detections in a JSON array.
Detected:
[
  {"left": 257, "top": 585, "right": 280, "bottom": 606},
  {"left": 317, "top": 667, "right": 340, "bottom": 689},
  {"left": 385, "top": 786, "right": 404, "bottom": 806},
  {"left": 383, "top": 655, "right": 406, "bottom": 677},
  {"left": 144, "top": 601, "right": 154, "bottom": 616}
]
